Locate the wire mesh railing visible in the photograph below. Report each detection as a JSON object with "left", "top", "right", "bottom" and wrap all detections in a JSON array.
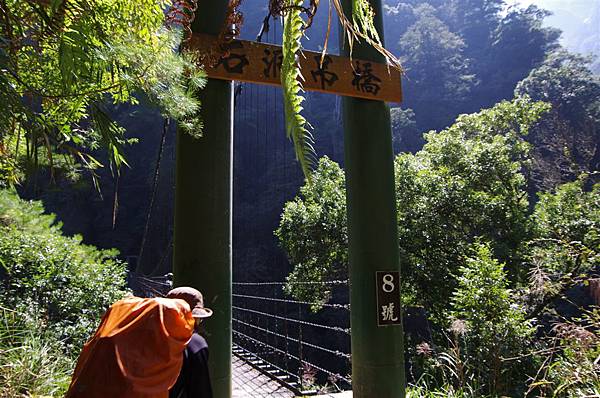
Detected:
[
  {"left": 232, "top": 280, "right": 352, "bottom": 394},
  {"left": 127, "top": 273, "right": 353, "bottom": 394}
]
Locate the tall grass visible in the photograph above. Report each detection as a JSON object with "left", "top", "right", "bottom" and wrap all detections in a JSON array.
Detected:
[
  {"left": 407, "top": 385, "right": 479, "bottom": 398},
  {"left": 0, "top": 307, "right": 72, "bottom": 398}
]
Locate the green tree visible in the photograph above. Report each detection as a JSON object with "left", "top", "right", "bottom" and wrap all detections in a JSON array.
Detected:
[
  {"left": 390, "top": 107, "right": 420, "bottom": 153},
  {"left": 476, "top": 5, "right": 560, "bottom": 106},
  {"left": 516, "top": 51, "right": 600, "bottom": 190},
  {"left": 436, "top": 1, "right": 560, "bottom": 115},
  {"left": 0, "top": 0, "right": 205, "bottom": 185},
  {"left": 398, "top": 4, "right": 474, "bottom": 130},
  {"left": 449, "top": 243, "right": 533, "bottom": 396},
  {"left": 444, "top": 0, "right": 504, "bottom": 50},
  {"left": 275, "top": 157, "right": 347, "bottom": 309},
  {"left": 277, "top": 97, "right": 550, "bottom": 317},
  {"left": 395, "top": 97, "right": 549, "bottom": 318}
]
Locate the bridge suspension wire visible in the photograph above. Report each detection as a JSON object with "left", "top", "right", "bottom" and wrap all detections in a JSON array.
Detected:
[
  {"left": 233, "top": 293, "right": 350, "bottom": 310},
  {"left": 232, "top": 306, "right": 350, "bottom": 334},
  {"left": 233, "top": 279, "right": 348, "bottom": 286},
  {"left": 229, "top": 17, "right": 350, "bottom": 394}
]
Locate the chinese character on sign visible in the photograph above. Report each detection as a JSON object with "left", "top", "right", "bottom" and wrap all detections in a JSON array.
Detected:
[
  {"left": 381, "top": 303, "right": 398, "bottom": 322},
  {"left": 216, "top": 42, "right": 249, "bottom": 74},
  {"left": 352, "top": 60, "right": 382, "bottom": 95},
  {"left": 262, "top": 48, "right": 283, "bottom": 78},
  {"left": 310, "top": 55, "right": 339, "bottom": 89},
  {"left": 377, "top": 271, "right": 401, "bottom": 326}
]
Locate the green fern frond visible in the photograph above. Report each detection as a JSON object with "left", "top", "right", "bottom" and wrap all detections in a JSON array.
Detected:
[
  {"left": 281, "top": 0, "right": 317, "bottom": 181},
  {"left": 352, "top": 0, "right": 379, "bottom": 42}
]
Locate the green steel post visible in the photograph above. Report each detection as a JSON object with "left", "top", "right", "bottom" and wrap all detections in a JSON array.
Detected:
[
  {"left": 173, "top": 1, "right": 232, "bottom": 397},
  {"left": 339, "top": 1, "right": 406, "bottom": 396}
]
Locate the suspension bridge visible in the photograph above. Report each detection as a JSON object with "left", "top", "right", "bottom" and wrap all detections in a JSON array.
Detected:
[
  {"left": 132, "top": 274, "right": 353, "bottom": 396},
  {"left": 167, "top": 0, "right": 406, "bottom": 396}
]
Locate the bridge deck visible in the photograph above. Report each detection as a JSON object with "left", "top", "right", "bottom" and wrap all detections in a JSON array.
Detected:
[{"left": 232, "top": 355, "right": 352, "bottom": 397}]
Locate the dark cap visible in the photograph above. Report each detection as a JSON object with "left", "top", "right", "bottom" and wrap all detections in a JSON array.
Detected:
[{"left": 166, "top": 287, "right": 213, "bottom": 319}]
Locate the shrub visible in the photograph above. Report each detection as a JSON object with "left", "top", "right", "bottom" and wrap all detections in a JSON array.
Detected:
[
  {"left": 448, "top": 243, "right": 534, "bottom": 396},
  {"left": 406, "top": 384, "right": 478, "bottom": 398},
  {"left": 0, "top": 189, "right": 128, "bottom": 353},
  {"left": 527, "top": 308, "right": 600, "bottom": 397},
  {"left": 526, "top": 178, "right": 600, "bottom": 319}
]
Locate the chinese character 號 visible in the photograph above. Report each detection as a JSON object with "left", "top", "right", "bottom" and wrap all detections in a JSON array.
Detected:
[
  {"left": 381, "top": 303, "right": 398, "bottom": 322},
  {"left": 352, "top": 60, "right": 382, "bottom": 95},
  {"left": 310, "top": 55, "right": 339, "bottom": 89},
  {"left": 262, "top": 48, "right": 283, "bottom": 78}
]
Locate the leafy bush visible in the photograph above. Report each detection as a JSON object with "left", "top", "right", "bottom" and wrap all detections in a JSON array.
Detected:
[
  {"left": 449, "top": 243, "right": 533, "bottom": 396},
  {"left": 406, "top": 384, "right": 478, "bottom": 398},
  {"left": 395, "top": 97, "right": 549, "bottom": 318},
  {"left": 276, "top": 98, "right": 597, "bottom": 395},
  {"left": 526, "top": 177, "right": 600, "bottom": 319},
  {"left": 0, "top": 189, "right": 128, "bottom": 353},
  {"left": 527, "top": 308, "right": 600, "bottom": 397}
]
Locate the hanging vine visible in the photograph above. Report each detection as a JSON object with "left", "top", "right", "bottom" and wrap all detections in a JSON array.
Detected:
[
  {"left": 332, "top": 0, "right": 401, "bottom": 69},
  {"left": 275, "top": 0, "right": 402, "bottom": 179}
]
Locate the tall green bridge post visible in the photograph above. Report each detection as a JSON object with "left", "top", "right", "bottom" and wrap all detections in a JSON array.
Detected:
[
  {"left": 172, "top": 1, "right": 233, "bottom": 397},
  {"left": 340, "top": 0, "right": 406, "bottom": 396}
]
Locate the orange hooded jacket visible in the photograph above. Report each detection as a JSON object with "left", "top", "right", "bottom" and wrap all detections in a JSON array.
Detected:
[{"left": 65, "top": 296, "right": 195, "bottom": 398}]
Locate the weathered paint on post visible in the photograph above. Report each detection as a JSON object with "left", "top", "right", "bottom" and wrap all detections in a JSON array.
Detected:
[
  {"left": 172, "top": 1, "right": 233, "bottom": 397},
  {"left": 339, "top": 0, "right": 406, "bottom": 396}
]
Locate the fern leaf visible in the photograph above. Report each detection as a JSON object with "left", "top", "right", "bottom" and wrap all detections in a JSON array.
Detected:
[
  {"left": 331, "top": 0, "right": 402, "bottom": 71},
  {"left": 281, "top": 0, "right": 317, "bottom": 181}
]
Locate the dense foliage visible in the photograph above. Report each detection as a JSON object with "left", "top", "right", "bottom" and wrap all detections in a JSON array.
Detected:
[
  {"left": 0, "top": 189, "right": 128, "bottom": 350},
  {"left": 0, "top": 0, "right": 597, "bottom": 397},
  {"left": 0, "top": 306, "right": 72, "bottom": 397},
  {"left": 395, "top": 97, "right": 548, "bottom": 317},
  {"left": 525, "top": 178, "right": 600, "bottom": 320},
  {"left": 448, "top": 243, "right": 533, "bottom": 395},
  {"left": 275, "top": 157, "right": 347, "bottom": 308},
  {"left": 277, "top": 96, "right": 600, "bottom": 396},
  {"left": 0, "top": 0, "right": 206, "bottom": 186},
  {"left": 0, "top": 189, "right": 128, "bottom": 396},
  {"left": 397, "top": 4, "right": 474, "bottom": 130},
  {"left": 387, "top": 0, "right": 560, "bottom": 134},
  {"left": 279, "top": 97, "right": 549, "bottom": 316}
]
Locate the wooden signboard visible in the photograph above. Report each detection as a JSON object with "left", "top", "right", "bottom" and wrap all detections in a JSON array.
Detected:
[{"left": 189, "top": 34, "right": 402, "bottom": 103}]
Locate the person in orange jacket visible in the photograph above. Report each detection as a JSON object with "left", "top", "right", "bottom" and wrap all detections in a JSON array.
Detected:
[
  {"left": 167, "top": 287, "right": 214, "bottom": 398},
  {"left": 65, "top": 286, "right": 212, "bottom": 398}
]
